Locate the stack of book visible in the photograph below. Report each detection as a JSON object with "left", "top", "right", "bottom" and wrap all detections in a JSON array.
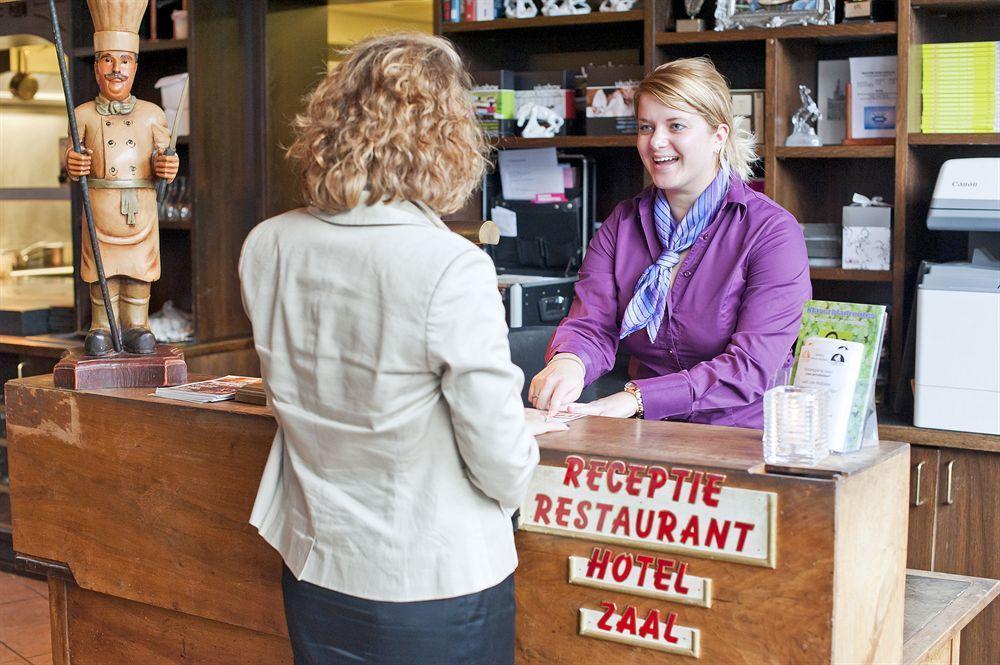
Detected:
[
  {"left": 921, "top": 41, "right": 999, "bottom": 133},
  {"left": 154, "top": 376, "right": 261, "bottom": 403}
]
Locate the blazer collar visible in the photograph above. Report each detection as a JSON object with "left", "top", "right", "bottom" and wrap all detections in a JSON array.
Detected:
[
  {"left": 308, "top": 194, "right": 449, "bottom": 231},
  {"left": 633, "top": 172, "right": 749, "bottom": 262}
]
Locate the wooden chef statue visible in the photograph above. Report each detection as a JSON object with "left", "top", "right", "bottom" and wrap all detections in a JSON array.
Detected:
[{"left": 65, "top": 0, "right": 178, "bottom": 356}]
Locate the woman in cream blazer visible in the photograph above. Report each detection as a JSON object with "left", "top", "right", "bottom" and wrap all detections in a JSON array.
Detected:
[{"left": 239, "top": 34, "right": 563, "bottom": 665}]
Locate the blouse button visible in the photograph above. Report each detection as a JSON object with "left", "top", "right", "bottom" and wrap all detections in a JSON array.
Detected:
[
  {"left": 125, "top": 120, "right": 132, "bottom": 126},
  {"left": 105, "top": 121, "right": 111, "bottom": 126},
  {"left": 667, "top": 349, "right": 674, "bottom": 355},
  {"left": 109, "top": 166, "right": 117, "bottom": 175},
  {"left": 108, "top": 139, "right": 115, "bottom": 146},
  {"left": 127, "top": 139, "right": 135, "bottom": 146},
  {"left": 683, "top": 270, "right": 692, "bottom": 277}
]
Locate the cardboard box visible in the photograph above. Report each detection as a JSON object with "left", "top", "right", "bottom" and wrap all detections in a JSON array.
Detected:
[
  {"left": 585, "top": 65, "right": 642, "bottom": 136},
  {"left": 470, "top": 70, "right": 516, "bottom": 137}
]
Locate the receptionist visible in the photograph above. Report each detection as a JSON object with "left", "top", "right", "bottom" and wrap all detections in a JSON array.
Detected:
[{"left": 530, "top": 57, "right": 811, "bottom": 428}]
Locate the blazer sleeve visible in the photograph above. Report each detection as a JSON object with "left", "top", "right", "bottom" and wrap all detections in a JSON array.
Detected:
[
  {"left": 545, "top": 203, "right": 626, "bottom": 385},
  {"left": 427, "top": 248, "right": 540, "bottom": 513}
]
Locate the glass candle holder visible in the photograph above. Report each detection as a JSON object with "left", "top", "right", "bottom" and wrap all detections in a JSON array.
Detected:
[{"left": 763, "top": 386, "right": 829, "bottom": 466}]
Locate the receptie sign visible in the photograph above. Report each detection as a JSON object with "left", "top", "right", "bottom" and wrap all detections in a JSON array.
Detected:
[{"left": 519, "top": 456, "right": 777, "bottom": 567}]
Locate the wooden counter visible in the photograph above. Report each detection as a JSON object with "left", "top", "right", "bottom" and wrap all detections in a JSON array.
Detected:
[{"left": 4, "top": 377, "right": 997, "bottom": 663}]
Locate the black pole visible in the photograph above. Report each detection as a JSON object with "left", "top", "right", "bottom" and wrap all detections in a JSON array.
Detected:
[{"left": 48, "top": 0, "right": 123, "bottom": 354}]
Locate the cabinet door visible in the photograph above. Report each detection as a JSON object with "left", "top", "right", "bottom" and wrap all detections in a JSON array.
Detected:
[
  {"left": 933, "top": 448, "right": 1000, "bottom": 665},
  {"left": 906, "top": 445, "right": 939, "bottom": 570}
]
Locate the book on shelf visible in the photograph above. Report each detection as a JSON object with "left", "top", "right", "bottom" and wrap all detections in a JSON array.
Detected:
[
  {"left": 921, "top": 41, "right": 999, "bottom": 133},
  {"left": 154, "top": 376, "right": 262, "bottom": 403},
  {"left": 791, "top": 300, "right": 887, "bottom": 453}
]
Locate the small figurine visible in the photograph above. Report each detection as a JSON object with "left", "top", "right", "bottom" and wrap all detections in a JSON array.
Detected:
[
  {"left": 785, "top": 84, "right": 823, "bottom": 147},
  {"left": 541, "top": 0, "right": 592, "bottom": 15},
  {"left": 505, "top": 0, "right": 539, "bottom": 18},
  {"left": 598, "top": 0, "right": 637, "bottom": 11},
  {"left": 517, "top": 104, "right": 565, "bottom": 138}
]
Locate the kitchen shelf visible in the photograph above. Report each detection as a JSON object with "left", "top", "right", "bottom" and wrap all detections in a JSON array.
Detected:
[
  {"left": 72, "top": 38, "right": 188, "bottom": 57},
  {"left": 441, "top": 11, "right": 644, "bottom": 33}
]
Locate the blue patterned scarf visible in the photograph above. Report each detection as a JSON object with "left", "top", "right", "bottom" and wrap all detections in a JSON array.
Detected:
[{"left": 620, "top": 170, "right": 730, "bottom": 342}]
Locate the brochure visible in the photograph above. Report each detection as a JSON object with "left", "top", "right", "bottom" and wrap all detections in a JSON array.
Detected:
[
  {"left": 791, "top": 301, "right": 887, "bottom": 452},
  {"left": 154, "top": 375, "right": 262, "bottom": 403}
]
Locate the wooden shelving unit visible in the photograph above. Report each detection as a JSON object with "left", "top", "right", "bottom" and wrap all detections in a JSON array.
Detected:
[
  {"left": 441, "top": 10, "right": 644, "bottom": 33},
  {"left": 495, "top": 135, "right": 636, "bottom": 149},
  {"left": 655, "top": 21, "right": 897, "bottom": 45},
  {"left": 810, "top": 268, "right": 894, "bottom": 282},
  {"left": 908, "top": 132, "right": 1000, "bottom": 145},
  {"left": 775, "top": 145, "right": 895, "bottom": 158}
]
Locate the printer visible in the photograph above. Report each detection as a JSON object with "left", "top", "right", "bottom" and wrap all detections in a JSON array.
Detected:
[{"left": 914, "top": 158, "right": 1000, "bottom": 435}]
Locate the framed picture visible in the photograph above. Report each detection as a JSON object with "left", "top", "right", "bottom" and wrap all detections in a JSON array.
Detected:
[{"left": 714, "top": 0, "right": 835, "bottom": 30}]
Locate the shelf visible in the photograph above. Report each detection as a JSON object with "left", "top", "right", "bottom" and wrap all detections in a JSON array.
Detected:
[
  {"left": 810, "top": 267, "right": 893, "bottom": 282},
  {"left": 656, "top": 22, "right": 896, "bottom": 46},
  {"left": 911, "top": 0, "right": 1000, "bottom": 11},
  {"left": 441, "top": 10, "right": 644, "bottom": 33},
  {"left": 495, "top": 135, "right": 636, "bottom": 149},
  {"left": 775, "top": 145, "right": 895, "bottom": 159},
  {"left": 908, "top": 133, "right": 1000, "bottom": 146},
  {"left": 73, "top": 39, "right": 188, "bottom": 57}
]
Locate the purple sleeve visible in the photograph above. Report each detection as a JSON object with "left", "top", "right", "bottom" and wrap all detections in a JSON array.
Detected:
[
  {"left": 545, "top": 203, "right": 627, "bottom": 386},
  {"left": 634, "top": 212, "right": 811, "bottom": 421}
]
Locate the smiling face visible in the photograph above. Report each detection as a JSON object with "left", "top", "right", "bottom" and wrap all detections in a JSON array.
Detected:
[
  {"left": 636, "top": 95, "right": 729, "bottom": 202},
  {"left": 94, "top": 50, "right": 137, "bottom": 101}
]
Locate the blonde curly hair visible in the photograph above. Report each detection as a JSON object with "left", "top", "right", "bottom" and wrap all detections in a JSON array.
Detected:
[
  {"left": 287, "top": 33, "right": 489, "bottom": 215},
  {"left": 635, "top": 57, "right": 758, "bottom": 181}
]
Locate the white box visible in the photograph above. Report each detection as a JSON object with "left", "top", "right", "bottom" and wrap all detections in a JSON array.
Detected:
[
  {"left": 155, "top": 73, "right": 190, "bottom": 137},
  {"left": 818, "top": 60, "right": 849, "bottom": 145},
  {"left": 842, "top": 204, "right": 891, "bottom": 270}
]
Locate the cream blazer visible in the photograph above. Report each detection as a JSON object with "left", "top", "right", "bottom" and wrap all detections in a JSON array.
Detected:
[{"left": 238, "top": 200, "right": 539, "bottom": 602}]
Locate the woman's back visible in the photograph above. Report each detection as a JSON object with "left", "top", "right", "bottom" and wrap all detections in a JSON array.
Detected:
[{"left": 240, "top": 200, "right": 538, "bottom": 602}]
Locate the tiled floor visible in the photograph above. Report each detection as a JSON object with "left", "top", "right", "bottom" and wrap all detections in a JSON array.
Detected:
[{"left": 0, "top": 572, "right": 51, "bottom": 664}]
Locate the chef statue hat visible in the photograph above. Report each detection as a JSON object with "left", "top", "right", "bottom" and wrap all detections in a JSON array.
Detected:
[{"left": 88, "top": 0, "right": 147, "bottom": 54}]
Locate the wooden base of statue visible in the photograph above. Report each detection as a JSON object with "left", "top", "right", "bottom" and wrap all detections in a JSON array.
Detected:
[{"left": 53, "top": 345, "right": 188, "bottom": 390}]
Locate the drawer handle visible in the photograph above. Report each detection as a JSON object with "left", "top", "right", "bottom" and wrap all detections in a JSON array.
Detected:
[
  {"left": 913, "top": 461, "right": 926, "bottom": 506},
  {"left": 945, "top": 460, "right": 955, "bottom": 506}
]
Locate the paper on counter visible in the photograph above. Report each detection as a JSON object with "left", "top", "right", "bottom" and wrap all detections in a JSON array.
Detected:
[{"left": 498, "top": 147, "right": 565, "bottom": 201}]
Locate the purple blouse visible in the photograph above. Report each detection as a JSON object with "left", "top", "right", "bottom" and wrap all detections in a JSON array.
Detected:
[{"left": 547, "top": 174, "right": 811, "bottom": 429}]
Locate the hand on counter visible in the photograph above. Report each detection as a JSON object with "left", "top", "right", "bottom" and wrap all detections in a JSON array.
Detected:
[
  {"left": 528, "top": 354, "right": 585, "bottom": 416},
  {"left": 566, "top": 391, "right": 639, "bottom": 419},
  {"left": 524, "top": 408, "right": 570, "bottom": 436}
]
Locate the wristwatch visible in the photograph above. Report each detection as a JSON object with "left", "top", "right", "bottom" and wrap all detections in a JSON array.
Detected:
[{"left": 624, "top": 382, "right": 644, "bottom": 419}]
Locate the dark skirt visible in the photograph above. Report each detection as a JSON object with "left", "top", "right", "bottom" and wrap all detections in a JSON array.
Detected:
[{"left": 281, "top": 565, "right": 515, "bottom": 665}]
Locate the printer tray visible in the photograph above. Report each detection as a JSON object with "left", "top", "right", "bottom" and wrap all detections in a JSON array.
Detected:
[{"left": 498, "top": 275, "right": 577, "bottom": 328}]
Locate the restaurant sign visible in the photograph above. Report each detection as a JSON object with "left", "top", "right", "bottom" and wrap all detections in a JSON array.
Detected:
[{"left": 519, "top": 456, "right": 777, "bottom": 567}]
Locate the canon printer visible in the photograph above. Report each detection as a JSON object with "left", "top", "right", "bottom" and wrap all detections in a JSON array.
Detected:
[{"left": 914, "top": 158, "right": 1000, "bottom": 435}]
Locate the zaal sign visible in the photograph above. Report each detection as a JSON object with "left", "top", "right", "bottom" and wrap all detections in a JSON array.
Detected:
[{"left": 518, "top": 455, "right": 779, "bottom": 658}]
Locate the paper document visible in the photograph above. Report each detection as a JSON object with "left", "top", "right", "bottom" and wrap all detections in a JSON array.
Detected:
[
  {"left": 849, "top": 56, "right": 897, "bottom": 139},
  {"left": 498, "top": 148, "right": 565, "bottom": 201},
  {"left": 491, "top": 205, "right": 518, "bottom": 237}
]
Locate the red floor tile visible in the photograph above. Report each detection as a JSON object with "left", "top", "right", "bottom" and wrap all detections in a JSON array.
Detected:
[
  {"left": 0, "top": 597, "right": 50, "bottom": 659},
  {"left": 0, "top": 573, "right": 42, "bottom": 606},
  {"left": 0, "top": 643, "right": 27, "bottom": 663}
]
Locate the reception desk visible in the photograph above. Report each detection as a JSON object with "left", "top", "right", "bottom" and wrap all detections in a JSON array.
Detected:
[{"left": 5, "top": 376, "right": 997, "bottom": 664}]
